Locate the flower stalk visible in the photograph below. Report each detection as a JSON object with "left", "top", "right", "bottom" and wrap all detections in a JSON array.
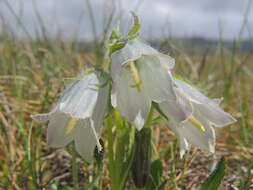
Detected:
[{"left": 71, "top": 143, "right": 79, "bottom": 190}]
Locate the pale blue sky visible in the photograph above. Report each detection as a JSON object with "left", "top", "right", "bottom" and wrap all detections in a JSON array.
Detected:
[{"left": 0, "top": 0, "right": 252, "bottom": 40}]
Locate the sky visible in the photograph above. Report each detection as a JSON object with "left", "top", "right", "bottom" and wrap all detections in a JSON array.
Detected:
[{"left": 0, "top": 0, "right": 252, "bottom": 40}]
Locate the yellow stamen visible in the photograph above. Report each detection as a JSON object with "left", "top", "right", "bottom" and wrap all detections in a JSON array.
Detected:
[
  {"left": 188, "top": 117, "right": 206, "bottom": 132},
  {"left": 128, "top": 61, "right": 142, "bottom": 92},
  {"left": 65, "top": 118, "right": 79, "bottom": 134}
]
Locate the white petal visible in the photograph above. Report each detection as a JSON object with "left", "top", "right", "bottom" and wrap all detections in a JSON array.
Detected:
[
  {"left": 111, "top": 39, "right": 157, "bottom": 79},
  {"left": 57, "top": 73, "right": 99, "bottom": 119},
  {"left": 174, "top": 79, "right": 210, "bottom": 104},
  {"left": 160, "top": 101, "right": 189, "bottom": 122},
  {"left": 156, "top": 53, "right": 175, "bottom": 70},
  {"left": 168, "top": 121, "right": 190, "bottom": 158},
  {"left": 73, "top": 77, "right": 108, "bottom": 162},
  {"left": 159, "top": 88, "right": 192, "bottom": 122},
  {"left": 194, "top": 109, "right": 216, "bottom": 152},
  {"left": 46, "top": 112, "right": 74, "bottom": 148},
  {"left": 174, "top": 79, "right": 236, "bottom": 127},
  {"left": 92, "top": 82, "right": 109, "bottom": 131},
  {"left": 74, "top": 119, "right": 97, "bottom": 162},
  {"left": 193, "top": 102, "right": 236, "bottom": 127},
  {"left": 133, "top": 111, "right": 146, "bottom": 131},
  {"left": 167, "top": 113, "right": 215, "bottom": 153},
  {"left": 139, "top": 56, "right": 175, "bottom": 102},
  {"left": 111, "top": 85, "right": 117, "bottom": 108},
  {"left": 114, "top": 68, "right": 151, "bottom": 129},
  {"left": 179, "top": 123, "right": 214, "bottom": 152}
]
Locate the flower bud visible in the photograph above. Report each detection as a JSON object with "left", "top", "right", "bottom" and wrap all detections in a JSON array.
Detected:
[{"left": 131, "top": 127, "right": 152, "bottom": 188}]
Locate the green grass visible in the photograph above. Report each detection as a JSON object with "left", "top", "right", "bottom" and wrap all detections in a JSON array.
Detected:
[{"left": 0, "top": 34, "right": 252, "bottom": 190}]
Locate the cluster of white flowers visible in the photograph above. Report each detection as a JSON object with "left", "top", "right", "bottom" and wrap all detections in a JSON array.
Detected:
[
  {"left": 111, "top": 39, "right": 236, "bottom": 157},
  {"left": 32, "top": 39, "right": 236, "bottom": 161}
]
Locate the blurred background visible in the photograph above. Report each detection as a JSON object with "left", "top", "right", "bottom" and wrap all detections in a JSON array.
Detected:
[
  {"left": 0, "top": 0, "right": 253, "bottom": 46},
  {"left": 0, "top": 0, "right": 252, "bottom": 189}
]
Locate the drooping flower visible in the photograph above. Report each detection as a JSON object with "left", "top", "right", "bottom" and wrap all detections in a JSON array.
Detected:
[
  {"left": 159, "top": 78, "right": 236, "bottom": 157},
  {"left": 31, "top": 72, "right": 108, "bottom": 162},
  {"left": 111, "top": 39, "right": 176, "bottom": 130}
]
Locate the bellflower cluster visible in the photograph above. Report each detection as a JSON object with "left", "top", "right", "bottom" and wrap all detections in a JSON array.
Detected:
[
  {"left": 110, "top": 39, "right": 236, "bottom": 156},
  {"left": 32, "top": 23, "right": 236, "bottom": 162}
]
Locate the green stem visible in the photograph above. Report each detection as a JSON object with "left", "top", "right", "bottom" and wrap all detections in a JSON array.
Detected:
[
  {"left": 170, "top": 143, "right": 177, "bottom": 189},
  {"left": 145, "top": 105, "right": 154, "bottom": 126},
  {"left": 71, "top": 144, "right": 79, "bottom": 190},
  {"left": 106, "top": 116, "right": 118, "bottom": 189}
]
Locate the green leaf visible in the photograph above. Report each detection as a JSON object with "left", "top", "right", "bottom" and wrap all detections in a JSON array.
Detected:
[
  {"left": 145, "top": 159, "right": 167, "bottom": 190},
  {"left": 110, "top": 24, "right": 121, "bottom": 41},
  {"left": 150, "top": 160, "right": 163, "bottom": 186},
  {"left": 49, "top": 183, "right": 71, "bottom": 190},
  {"left": 108, "top": 12, "right": 141, "bottom": 54},
  {"left": 157, "top": 180, "right": 168, "bottom": 190},
  {"left": 128, "top": 11, "right": 141, "bottom": 40},
  {"left": 199, "top": 157, "right": 226, "bottom": 190},
  {"left": 239, "top": 160, "right": 253, "bottom": 190},
  {"left": 152, "top": 102, "right": 168, "bottom": 121},
  {"left": 109, "top": 41, "right": 128, "bottom": 54}
]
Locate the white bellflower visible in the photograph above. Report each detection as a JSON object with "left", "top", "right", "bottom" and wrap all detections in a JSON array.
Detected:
[
  {"left": 111, "top": 39, "right": 175, "bottom": 130},
  {"left": 160, "top": 78, "right": 236, "bottom": 157},
  {"left": 32, "top": 73, "right": 108, "bottom": 162}
]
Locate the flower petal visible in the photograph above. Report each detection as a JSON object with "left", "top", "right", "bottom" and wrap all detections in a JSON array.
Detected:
[
  {"left": 166, "top": 103, "right": 216, "bottom": 154},
  {"left": 184, "top": 125, "right": 214, "bottom": 152},
  {"left": 111, "top": 39, "right": 158, "bottom": 79},
  {"left": 57, "top": 73, "right": 99, "bottom": 119},
  {"left": 194, "top": 110, "right": 216, "bottom": 153},
  {"left": 179, "top": 138, "right": 190, "bottom": 158},
  {"left": 114, "top": 68, "right": 151, "bottom": 130},
  {"left": 92, "top": 82, "right": 109, "bottom": 131},
  {"left": 139, "top": 56, "right": 175, "bottom": 102},
  {"left": 171, "top": 120, "right": 215, "bottom": 153},
  {"left": 74, "top": 119, "right": 97, "bottom": 162},
  {"left": 111, "top": 85, "right": 117, "bottom": 108},
  {"left": 73, "top": 77, "right": 108, "bottom": 162},
  {"left": 168, "top": 121, "right": 190, "bottom": 158},
  {"left": 193, "top": 102, "right": 236, "bottom": 127},
  {"left": 174, "top": 79, "right": 236, "bottom": 127},
  {"left": 159, "top": 88, "right": 192, "bottom": 122},
  {"left": 46, "top": 112, "right": 74, "bottom": 148},
  {"left": 174, "top": 79, "right": 210, "bottom": 104},
  {"left": 156, "top": 53, "right": 175, "bottom": 70}
]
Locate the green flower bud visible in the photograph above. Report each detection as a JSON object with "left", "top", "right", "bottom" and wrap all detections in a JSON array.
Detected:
[{"left": 131, "top": 127, "right": 152, "bottom": 188}]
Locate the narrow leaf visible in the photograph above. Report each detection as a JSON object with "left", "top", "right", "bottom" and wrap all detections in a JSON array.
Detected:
[
  {"left": 128, "top": 11, "right": 141, "bottom": 40},
  {"left": 199, "top": 157, "right": 226, "bottom": 190},
  {"left": 109, "top": 41, "right": 127, "bottom": 54},
  {"left": 153, "top": 102, "right": 168, "bottom": 121}
]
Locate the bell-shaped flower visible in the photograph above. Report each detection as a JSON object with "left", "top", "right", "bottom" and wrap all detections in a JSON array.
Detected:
[
  {"left": 31, "top": 72, "right": 108, "bottom": 162},
  {"left": 111, "top": 39, "right": 176, "bottom": 130},
  {"left": 159, "top": 78, "right": 236, "bottom": 157}
]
